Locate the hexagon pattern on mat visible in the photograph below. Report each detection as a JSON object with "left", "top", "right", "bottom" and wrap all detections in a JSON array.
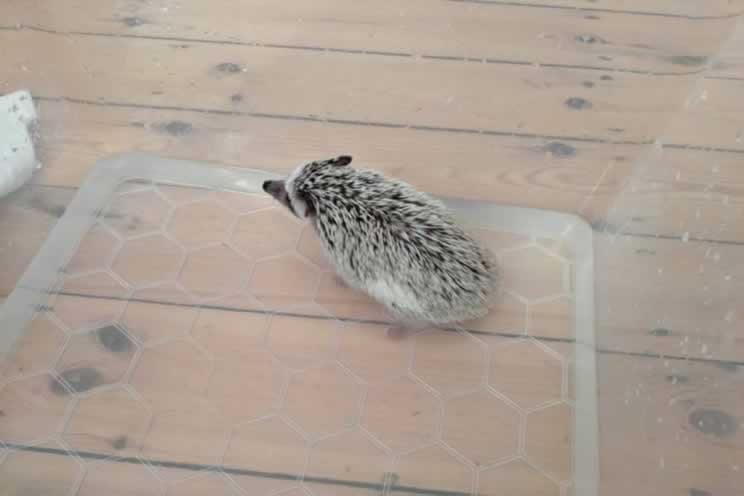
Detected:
[{"left": 0, "top": 179, "right": 578, "bottom": 495}]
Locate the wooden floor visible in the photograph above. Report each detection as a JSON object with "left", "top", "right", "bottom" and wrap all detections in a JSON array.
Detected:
[{"left": 1, "top": 0, "right": 744, "bottom": 494}]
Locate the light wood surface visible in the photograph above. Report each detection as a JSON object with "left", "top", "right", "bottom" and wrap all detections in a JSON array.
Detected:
[
  {"left": 0, "top": 29, "right": 699, "bottom": 145},
  {"left": 1, "top": 1, "right": 743, "bottom": 495},
  {"left": 1, "top": 318, "right": 740, "bottom": 495},
  {"left": 711, "top": 18, "right": 744, "bottom": 79},
  {"left": 2, "top": 0, "right": 736, "bottom": 74},
  {"left": 503, "top": 0, "right": 744, "bottom": 17},
  {"left": 5, "top": 99, "right": 744, "bottom": 241},
  {"left": 3, "top": 186, "right": 742, "bottom": 363}
]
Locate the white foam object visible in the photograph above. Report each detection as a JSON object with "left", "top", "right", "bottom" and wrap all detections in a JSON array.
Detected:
[{"left": 0, "top": 90, "right": 38, "bottom": 198}]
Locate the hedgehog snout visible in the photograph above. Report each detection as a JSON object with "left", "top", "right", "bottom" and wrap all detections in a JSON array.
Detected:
[{"left": 262, "top": 179, "right": 287, "bottom": 197}]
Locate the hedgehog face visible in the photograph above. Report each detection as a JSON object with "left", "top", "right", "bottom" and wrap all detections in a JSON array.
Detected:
[
  {"left": 263, "top": 155, "right": 352, "bottom": 220},
  {"left": 261, "top": 179, "right": 297, "bottom": 215}
]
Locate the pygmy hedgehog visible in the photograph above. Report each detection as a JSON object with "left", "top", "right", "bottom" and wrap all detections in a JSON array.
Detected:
[{"left": 262, "top": 155, "right": 499, "bottom": 326}]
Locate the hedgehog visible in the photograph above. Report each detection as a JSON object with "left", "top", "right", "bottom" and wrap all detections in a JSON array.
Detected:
[{"left": 262, "top": 155, "right": 499, "bottom": 331}]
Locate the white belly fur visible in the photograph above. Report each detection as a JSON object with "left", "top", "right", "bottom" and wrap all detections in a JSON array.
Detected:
[{"left": 366, "top": 278, "right": 424, "bottom": 316}]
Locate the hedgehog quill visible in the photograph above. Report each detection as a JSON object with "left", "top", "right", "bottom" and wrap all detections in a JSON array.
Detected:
[{"left": 262, "top": 155, "right": 499, "bottom": 332}]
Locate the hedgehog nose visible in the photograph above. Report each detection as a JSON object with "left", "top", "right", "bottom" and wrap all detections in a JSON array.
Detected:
[{"left": 262, "top": 180, "right": 272, "bottom": 193}]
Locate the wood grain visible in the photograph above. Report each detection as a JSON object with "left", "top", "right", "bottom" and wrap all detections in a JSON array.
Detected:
[
  {"left": 663, "top": 76, "right": 744, "bottom": 151},
  {"left": 30, "top": 99, "right": 630, "bottom": 208},
  {"left": 710, "top": 16, "right": 744, "bottom": 80},
  {"left": 2, "top": 1, "right": 743, "bottom": 494},
  {"left": 0, "top": 444, "right": 83, "bottom": 496},
  {"left": 0, "top": 28, "right": 696, "bottom": 144},
  {"left": 501, "top": 0, "right": 744, "bottom": 17},
  {"left": 1, "top": 331, "right": 741, "bottom": 496},
  {"left": 0, "top": 0, "right": 735, "bottom": 75},
  {"left": 0, "top": 185, "right": 69, "bottom": 301},
  {"left": 596, "top": 233, "right": 744, "bottom": 361},
  {"left": 583, "top": 144, "right": 744, "bottom": 242},
  {"left": 0, "top": 299, "right": 570, "bottom": 492},
  {"left": 26, "top": 97, "right": 744, "bottom": 242},
  {"left": 598, "top": 353, "right": 744, "bottom": 496},
  {"left": 3, "top": 157, "right": 744, "bottom": 362},
  {"left": 5, "top": 189, "right": 743, "bottom": 362}
]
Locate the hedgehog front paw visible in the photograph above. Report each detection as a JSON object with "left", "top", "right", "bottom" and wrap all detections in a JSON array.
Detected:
[
  {"left": 385, "top": 321, "right": 428, "bottom": 341},
  {"left": 385, "top": 325, "right": 410, "bottom": 341},
  {"left": 332, "top": 273, "right": 348, "bottom": 288}
]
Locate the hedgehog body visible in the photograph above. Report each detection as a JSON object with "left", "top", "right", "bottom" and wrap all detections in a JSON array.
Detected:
[{"left": 262, "top": 156, "right": 499, "bottom": 325}]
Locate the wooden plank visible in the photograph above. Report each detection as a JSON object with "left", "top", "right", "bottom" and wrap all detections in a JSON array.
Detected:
[
  {"left": 3, "top": 25, "right": 743, "bottom": 152},
  {"left": 3, "top": 0, "right": 741, "bottom": 30},
  {"left": 31, "top": 98, "right": 631, "bottom": 207},
  {"left": 659, "top": 17, "right": 744, "bottom": 147},
  {"left": 596, "top": 177, "right": 744, "bottom": 242},
  {"left": 596, "top": 233, "right": 744, "bottom": 362},
  {"left": 5, "top": 185, "right": 744, "bottom": 362},
  {"left": 0, "top": 185, "right": 69, "bottom": 301},
  {"left": 3, "top": 127, "right": 744, "bottom": 362},
  {"left": 0, "top": 443, "right": 83, "bottom": 495},
  {"left": 709, "top": 17, "right": 744, "bottom": 80},
  {"left": 503, "top": 0, "right": 744, "bottom": 18},
  {"left": 0, "top": 303, "right": 575, "bottom": 492},
  {"left": 663, "top": 77, "right": 744, "bottom": 150},
  {"left": 0, "top": 0, "right": 735, "bottom": 75},
  {"left": 28, "top": 98, "right": 744, "bottom": 242},
  {"left": 582, "top": 144, "right": 744, "bottom": 242},
  {"left": 5, "top": 186, "right": 744, "bottom": 362},
  {"left": 20, "top": 208, "right": 575, "bottom": 342},
  {"left": 598, "top": 353, "right": 744, "bottom": 496},
  {"left": 0, "top": 29, "right": 696, "bottom": 144},
  {"left": 2, "top": 327, "right": 742, "bottom": 496}
]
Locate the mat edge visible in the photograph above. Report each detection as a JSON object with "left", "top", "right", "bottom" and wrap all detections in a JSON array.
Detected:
[{"left": 0, "top": 152, "right": 598, "bottom": 495}]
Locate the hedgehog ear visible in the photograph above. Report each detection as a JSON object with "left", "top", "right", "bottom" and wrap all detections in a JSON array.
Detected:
[{"left": 330, "top": 155, "right": 352, "bottom": 167}]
